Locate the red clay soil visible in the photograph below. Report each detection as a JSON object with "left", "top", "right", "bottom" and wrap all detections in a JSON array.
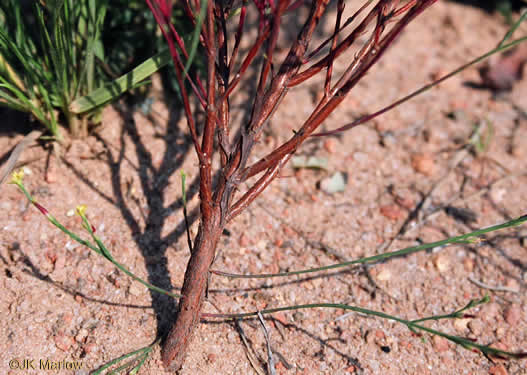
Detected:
[{"left": 1, "top": 2, "right": 526, "bottom": 374}]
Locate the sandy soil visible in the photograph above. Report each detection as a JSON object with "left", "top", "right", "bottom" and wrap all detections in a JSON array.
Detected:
[{"left": 1, "top": 2, "right": 527, "bottom": 374}]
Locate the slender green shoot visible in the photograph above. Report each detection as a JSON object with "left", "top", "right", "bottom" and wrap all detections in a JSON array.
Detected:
[
  {"left": 204, "top": 296, "right": 526, "bottom": 360},
  {"left": 498, "top": 9, "right": 527, "bottom": 48},
  {"left": 9, "top": 170, "right": 180, "bottom": 299},
  {"left": 181, "top": 0, "right": 208, "bottom": 81},
  {"left": 211, "top": 214, "right": 527, "bottom": 278},
  {"left": 91, "top": 339, "right": 159, "bottom": 375}
]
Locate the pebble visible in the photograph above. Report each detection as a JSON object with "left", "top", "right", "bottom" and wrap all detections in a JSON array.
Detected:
[
  {"left": 433, "top": 254, "right": 449, "bottom": 273},
  {"left": 323, "top": 139, "right": 337, "bottom": 153},
  {"left": 82, "top": 343, "right": 96, "bottom": 355},
  {"left": 376, "top": 268, "right": 392, "bottom": 281},
  {"left": 54, "top": 254, "right": 66, "bottom": 271},
  {"left": 411, "top": 153, "right": 437, "bottom": 176},
  {"left": 489, "top": 364, "right": 508, "bottom": 375},
  {"left": 54, "top": 333, "right": 75, "bottom": 351},
  {"left": 505, "top": 278, "right": 520, "bottom": 293},
  {"left": 379, "top": 204, "right": 404, "bottom": 221},
  {"left": 432, "top": 336, "right": 450, "bottom": 352},
  {"left": 227, "top": 331, "right": 237, "bottom": 342},
  {"left": 319, "top": 172, "right": 347, "bottom": 194},
  {"left": 489, "top": 187, "right": 506, "bottom": 204},
  {"left": 238, "top": 233, "right": 250, "bottom": 247},
  {"left": 75, "top": 328, "right": 89, "bottom": 343},
  {"left": 463, "top": 257, "right": 474, "bottom": 272},
  {"left": 504, "top": 304, "right": 521, "bottom": 326},
  {"left": 128, "top": 282, "right": 144, "bottom": 297},
  {"left": 479, "top": 302, "right": 500, "bottom": 323},
  {"left": 468, "top": 319, "right": 483, "bottom": 336},
  {"left": 454, "top": 318, "right": 470, "bottom": 332}
]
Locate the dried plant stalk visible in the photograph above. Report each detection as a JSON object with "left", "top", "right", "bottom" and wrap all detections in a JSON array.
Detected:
[{"left": 146, "top": 0, "right": 438, "bottom": 371}]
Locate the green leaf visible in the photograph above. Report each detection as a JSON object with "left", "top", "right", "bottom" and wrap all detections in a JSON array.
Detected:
[
  {"left": 70, "top": 49, "right": 171, "bottom": 114},
  {"left": 182, "top": 0, "right": 208, "bottom": 81}
]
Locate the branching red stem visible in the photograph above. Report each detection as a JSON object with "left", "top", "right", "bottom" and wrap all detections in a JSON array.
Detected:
[{"left": 148, "top": 0, "right": 438, "bottom": 371}]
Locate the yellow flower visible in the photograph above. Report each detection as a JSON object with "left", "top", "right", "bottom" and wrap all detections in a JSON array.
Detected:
[
  {"left": 9, "top": 169, "right": 24, "bottom": 185},
  {"left": 76, "top": 204, "right": 87, "bottom": 217}
]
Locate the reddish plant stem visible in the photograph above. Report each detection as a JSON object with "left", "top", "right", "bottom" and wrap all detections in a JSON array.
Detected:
[
  {"left": 161, "top": 208, "right": 223, "bottom": 371},
  {"left": 155, "top": 1, "right": 438, "bottom": 372}
]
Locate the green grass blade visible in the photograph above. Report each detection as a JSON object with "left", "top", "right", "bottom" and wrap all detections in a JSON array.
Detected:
[
  {"left": 0, "top": 81, "right": 49, "bottom": 126},
  {"left": 91, "top": 341, "right": 158, "bottom": 375},
  {"left": 70, "top": 48, "right": 171, "bottom": 114},
  {"left": 182, "top": 0, "right": 207, "bottom": 81},
  {"left": 498, "top": 9, "right": 527, "bottom": 47}
]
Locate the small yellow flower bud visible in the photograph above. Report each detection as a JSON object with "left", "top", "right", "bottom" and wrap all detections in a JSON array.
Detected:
[
  {"left": 76, "top": 205, "right": 87, "bottom": 217},
  {"left": 9, "top": 169, "right": 24, "bottom": 185}
]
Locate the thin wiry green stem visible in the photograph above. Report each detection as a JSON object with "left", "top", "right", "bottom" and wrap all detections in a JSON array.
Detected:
[
  {"left": 91, "top": 339, "right": 159, "bottom": 375},
  {"left": 211, "top": 214, "right": 527, "bottom": 278},
  {"left": 12, "top": 178, "right": 180, "bottom": 299},
  {"left": 203, "top": 297, "right": 526, "bottom": 360}
]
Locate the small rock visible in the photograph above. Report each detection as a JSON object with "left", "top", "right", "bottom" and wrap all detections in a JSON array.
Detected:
[
  {"left": 489, "top": 364, "right": 508, "bottom": 375},
  {"left": 468, "top": 319, "right": 483, "bottom": 336},
  {"left": 227, "top": 331, "right": 237, "bottom": 342},
  {"left": 454, "top": 318, "right": 471, "bottom": 332},
  {"left": 395, "top": 196, "right": 414, "bottom": 210},
  {"left": 82, "top": 343, "right": 96, "bottom": 355},
  {"left": 479, "top": 302, "right": 500, "bottom": 323},
  {"left": 505, "top": 278, "right": 520, "bottom": 293},
  {"left": 75, "top": 328, "right": 89, "bottom": 343},
  {"left": 319, "top": 172, "right": 347, "bottom": 194},
  {"left": 490, "top": 187, "right": 506, "bottom": 204},
  {"left": 45, "top": 169, "right": 57, "bottom": 183},
  {"left": 495, "top": 327, "right": 506, "bottom": 340},
  {"left": 238, "top": 233, "right": 250, "bottom": 247},
  {"left": 54, "top": 255, "right": 66, "bottom": 271},
  {"left": 411, "top": 153, "right": 437, "bottom": 176},
  {"left": 365, "top": 330, "right": 376, "bottom": 344},
  {"left": 504, "top": 304, "right": 521, "bottom": 326},
  {"left": 128, "top": 282, "right": 144, "bottom": 297},
  {"left": 376, "top": 268, "right": 392, "bottom": 281},
  {"left": 273, "top": 312, "right": 289, "bottom": 326},
  {"left": 433, "top": 254, "right": 449, "bottom": 273},
  {"left": 379, "top": 204, "right": 404, "bottom": 221},
  {"left": 463, "top": 257, "right": 474, "bottom": 272},
  {"left": 54, "top": 333, "right": 75, "bottom": 351},
  {"left": 324, "top": 139, "right": 337, "bottom": 153},
  {"left": 432, "top": 336, "right": 450, "bottom": 352}
]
